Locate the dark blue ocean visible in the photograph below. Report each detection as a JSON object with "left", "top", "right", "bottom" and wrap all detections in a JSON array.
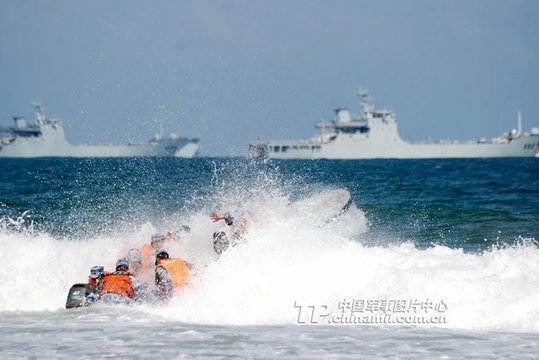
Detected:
[
  {"left": 0, "top": 158, "right": 538, "bottom": 359},
  {"left": 1, "top": 158, "right": 537, "bottom": 248}
]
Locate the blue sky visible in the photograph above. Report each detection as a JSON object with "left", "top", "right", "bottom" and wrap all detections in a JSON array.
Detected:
[{"left": 1, "top": 0, "right": 538, "bottom": 156}]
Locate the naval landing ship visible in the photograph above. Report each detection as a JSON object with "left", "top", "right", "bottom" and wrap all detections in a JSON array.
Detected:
[
  {"left": 249, "top": 92, "right": 539, "bottom": 159},
  {"left": 0, "top": 104, "right": 199, "bottom": 158}
]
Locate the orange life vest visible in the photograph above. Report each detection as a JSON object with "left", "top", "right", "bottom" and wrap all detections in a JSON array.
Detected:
[
  {"left": 140, "top": 244, "right": 154, "bottom": 271},
  {"left": 157, "top": 258, "right": 190, "bottom": 290},
  {"left": 99, "top": 272, "right": 134, "bottom": 298}
]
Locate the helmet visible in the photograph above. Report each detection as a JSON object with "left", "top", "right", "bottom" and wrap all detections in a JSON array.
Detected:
[
  {"left": 90, "top": 266, "right": 104, "bottom": 278},
  {"left": 155, "top": 248, "right": 169, "bottom": 259},
  {"left": 116, "top": 258, "right": 129, "bottom": 269},
  {"left": 151, "top": 233, "right": 166, "bottom": 244}
]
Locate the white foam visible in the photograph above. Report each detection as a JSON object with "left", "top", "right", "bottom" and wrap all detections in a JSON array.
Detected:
[{"left": 157, "top": 210, "right": 539, "bottom": 332}]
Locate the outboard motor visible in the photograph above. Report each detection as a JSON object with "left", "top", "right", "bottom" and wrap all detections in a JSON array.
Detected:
[{"left": 65, "top": 283, "right": 94, "bottom": 309}]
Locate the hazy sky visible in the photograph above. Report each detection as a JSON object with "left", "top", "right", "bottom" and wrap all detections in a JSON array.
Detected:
[{"left": 1, "top": 0, "right": 538, "bottom": 156}]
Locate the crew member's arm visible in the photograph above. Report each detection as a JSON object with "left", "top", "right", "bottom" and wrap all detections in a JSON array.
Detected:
[
  {"left": 129, "top": 275, "right": 144, "bottom": 299},
  {"left": 210, "top": 212, "right": 234, "bottom": 226},
  {"left": 155, "top": 266, "right": 173, "bottom": 299}
]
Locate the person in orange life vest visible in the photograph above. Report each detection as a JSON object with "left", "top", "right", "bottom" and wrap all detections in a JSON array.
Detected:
[
  {"left": 86, "top": 265, "right": 106, "bottom": 303},
  {"left": 98, "top": 258, "right": 142, "bottom": 304},
  {"left": 140, "top": 230, "right": 187, "bottom": 271},
  {"left": 154, "top": 248, "right": 192, "bottom": 300},
  {"left": 139, "top": 233, "right": 166, "bottom": 272},
  {"left": 87, "top": 266, "right": 105, "bottom": 292}
]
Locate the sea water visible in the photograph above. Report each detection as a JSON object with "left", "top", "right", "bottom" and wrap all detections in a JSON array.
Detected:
[{"left": 0, "top": 158, "right": 538, "bottom": 359}]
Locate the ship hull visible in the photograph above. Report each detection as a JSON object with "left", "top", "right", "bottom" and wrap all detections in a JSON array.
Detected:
[
  {"left": 0, "top": 138, "right": 199, "bottom": 158},
  {"left": 254, "top": 137, "right": 537, "bottom": 159}
]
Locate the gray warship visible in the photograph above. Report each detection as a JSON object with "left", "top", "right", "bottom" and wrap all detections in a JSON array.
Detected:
[
  {"left": 0, "top": 104, "right": 199, "bottom": 158},
  {"left": 249, "top": 91, "right": 539, "bottom": 159}
]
